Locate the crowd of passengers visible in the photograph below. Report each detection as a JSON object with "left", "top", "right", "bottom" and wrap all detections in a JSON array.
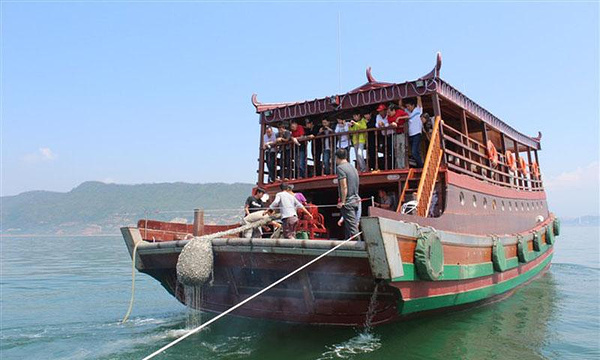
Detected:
[
  {"left": 262, "top": 97, "right": 434, "bottom": 182},
  {"left": 243, "top": 147, "right": 437, "bottom": 241}
]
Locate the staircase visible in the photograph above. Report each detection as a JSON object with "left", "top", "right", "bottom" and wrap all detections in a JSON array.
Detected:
[{"left": 415, "top": 116, "right": 444, "bottom": 217}]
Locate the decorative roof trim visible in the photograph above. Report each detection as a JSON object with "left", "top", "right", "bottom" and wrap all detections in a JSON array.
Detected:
[{"left": 435, "top": 79, "right": 541, "bottom": 149}]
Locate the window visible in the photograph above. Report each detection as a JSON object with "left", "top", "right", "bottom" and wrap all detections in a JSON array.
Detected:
[
  {"left": 492, "top": 199, "right": 497, "bottom": 210},
  {"left": 483, "top": 198, "right": 488, "bottom": 209},
  {"left": 459, "top": 192, "right": 465, "bottom": 206},
  {"left": 472, "top": 195, "right": 477, "bottom": 207},
  {"left": 509, "top": 201, "right": 512, "bottom": 211},
  {"left": 501, "top": 201, "right": 505, "bottom": 211}
]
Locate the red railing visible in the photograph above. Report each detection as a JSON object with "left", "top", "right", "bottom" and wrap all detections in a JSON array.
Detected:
[{"left": 441, "top": 123, "right": 543, "bottom": 191}]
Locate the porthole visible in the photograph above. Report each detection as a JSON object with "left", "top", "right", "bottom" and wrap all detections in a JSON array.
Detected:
[
  {"left": 501, "top": 201, "right": 505, "bottom": 211},
  {"left": 472, "top": 195, "right": 477, "bottom": 208},
  {"left": 483, "top": 198, "right": 488, "bottom": 209},
  {"left": 492, "top": 199, "right": 497, "bottom": 210},
  {"left": 459, "top": 192, "right": 465, "bottom": 206}
]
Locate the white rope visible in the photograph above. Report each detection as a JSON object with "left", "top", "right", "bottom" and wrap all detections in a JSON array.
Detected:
[
  {"left": 121, "top": 241, "right": 141, "bottom": 323},
  {"left": 142, "top": 231, "right": 363, "bottom": 360}
]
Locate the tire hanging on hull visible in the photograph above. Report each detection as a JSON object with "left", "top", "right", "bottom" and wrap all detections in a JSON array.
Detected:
[
  {"left": 517, "top": 235, "right": 531, "bottom": 263},
  {"left": 545, "top": 225, "right": 555, "bottom": 245},
  {"left": 492, "top": 238, "right": 508, "bottom": 272},
  {"left": 414, "top": 232, "right": 444, "bottom": 281}
]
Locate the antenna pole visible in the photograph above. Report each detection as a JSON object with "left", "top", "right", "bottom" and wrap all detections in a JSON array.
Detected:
[{"left": 337, "top": 11, "right": 342, "bottom": 93}]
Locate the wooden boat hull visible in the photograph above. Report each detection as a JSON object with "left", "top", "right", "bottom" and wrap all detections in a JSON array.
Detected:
[{"left": 121, "top": 212, "right": 557, "bottom": 327}]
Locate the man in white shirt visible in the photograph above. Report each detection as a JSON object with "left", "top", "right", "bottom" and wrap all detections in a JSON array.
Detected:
[
  {"left": 266, "top": 183, "right": 312, "bottom": 239},
  {"left": 335, "top": 118, "right": 350, "bottom": 153},
  {"left": 375, "top": 104, "right": 393, "bottom": 169},
  {"left": 263, "top": 126, "right": 278, "bottom": 182},
  {"left": 404, "top": 98, "right": 424, "bottom": 167}
]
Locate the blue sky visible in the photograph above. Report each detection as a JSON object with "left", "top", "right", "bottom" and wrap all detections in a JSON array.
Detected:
[{"left": 2, "top": 1, "right": 598, "bottom": 217}]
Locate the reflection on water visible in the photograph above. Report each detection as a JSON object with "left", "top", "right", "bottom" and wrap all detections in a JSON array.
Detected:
[{"left": 1, "top": 226, "right": 598, "bottom": 359}]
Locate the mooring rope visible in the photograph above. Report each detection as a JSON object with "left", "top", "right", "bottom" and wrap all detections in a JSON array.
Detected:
[
  {"left": 121, "top": 240, "right": 141, "bottom": 324},
  {"left": 141, "top": 231, "right": 363, "bottom": 360}
]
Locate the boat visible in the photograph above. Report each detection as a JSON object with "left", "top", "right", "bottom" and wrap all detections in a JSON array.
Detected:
[{"left": 121, "top": 53, "right": 560, "bottom": 326}]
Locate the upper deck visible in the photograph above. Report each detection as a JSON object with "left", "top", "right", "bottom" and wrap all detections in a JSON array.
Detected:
[{"left": 252, "top": 53, "right": 544, "bottom": 198}]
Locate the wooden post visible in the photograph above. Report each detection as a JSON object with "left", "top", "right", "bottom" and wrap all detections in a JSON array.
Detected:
[
  {"left": 258, "top": 116, "right": 266, "bottom": 185},
  {"left": 193, "top": 208, "right": 204, "bottom": 236},
  {"left": 481, "top": 123, "right": 490, "bottom": 173},
  {"left": 431, "top": 93, "right": 447, "bottom": 166},
  {"left": 500, "top": 133, "right": 508, "bottom": 185},
  {"left": 513, "top": 141, "right": 522, "bottom": 190},
  {"left": 526, "top": 147, "right": 533, "bottom": 189}
]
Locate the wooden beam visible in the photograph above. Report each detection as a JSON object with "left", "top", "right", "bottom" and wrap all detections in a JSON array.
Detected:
[{"left": 258, "top": 116, "right": 266, "bottom": 185}]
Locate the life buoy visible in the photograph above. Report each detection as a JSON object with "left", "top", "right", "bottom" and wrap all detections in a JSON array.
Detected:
[
  {"left": 517, "top": 236, "right": 531, "bottom": 263},
  {"left": 531, "top": 161, "right": 540, "bottom": 179},
  {"left": 492, "top": 238, "right": 508, "bottom": 272},
  {"left": 519, "top": 157, "right": 529, "bottom": 175},
  {"left": 505, "top": 151, "right": 517, "bottom": 172},
  {"left": 486, "top": 140, "right": 498, "bottom": 166},
  {"left": 414, "top": 232, "right": 444, "bottom": 281}
]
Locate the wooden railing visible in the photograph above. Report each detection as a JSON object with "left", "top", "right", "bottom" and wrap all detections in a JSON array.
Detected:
[
  {"left": 260, "top": 126, "right": 410, "bottom": 183},
  {"left": 416, "top": 116, "right": 443, "bottom": 217},
  {"left": 441, "top": 123, "right": 544, "bottom": 191}
]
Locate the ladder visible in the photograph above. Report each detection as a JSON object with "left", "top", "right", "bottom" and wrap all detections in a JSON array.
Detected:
[{"left": 415, "top": 116, "right": 443, "bottom": 217}]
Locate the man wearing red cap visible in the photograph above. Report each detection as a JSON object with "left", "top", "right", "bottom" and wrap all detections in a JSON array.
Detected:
[{"left": 387, "top": 104, "right": 409, "bottom": 169}]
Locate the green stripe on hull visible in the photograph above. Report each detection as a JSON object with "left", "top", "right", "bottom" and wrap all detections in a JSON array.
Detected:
[
  {"left": 392, "top": 243, "right": 551, "bottom": 282},
  {"left": 399, "top": 253, "right": 553, "bottom": 315}
]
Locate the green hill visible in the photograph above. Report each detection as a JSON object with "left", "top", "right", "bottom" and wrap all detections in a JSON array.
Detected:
[{"left": 1, "top": 181, "right": 254, "bottom": 235}]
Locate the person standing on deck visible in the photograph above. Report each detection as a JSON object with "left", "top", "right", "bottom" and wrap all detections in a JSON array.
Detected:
[
  {"left": 403, "top": 97, "right": 424, "bottom": 168},
  {"left": 266, "top": 183, "right": 313, "bottom": 239},
  {"left": 276, "top": 122, "right": 299, "bottom": 180},
  {"left": 365, "top": 111, "right": 377, "bottom": 171},
  {"left": 243, "top": 188, "right": 266, "bottom": 238},
  {"left": 263, "top": 126, "right": 278, "bottom": 182},
  {"left": 335, "top": 148, "right": 361, "bottom": 239},
  {"left": 375, "top": 104, "right": 393, "bottom": 169},
  {"left": 349, "top": 112, "right": 368, "bottom": 172},
  {"left": 304, "top": 119, "right": 321, "bottom": 177},
  {"left": 319, "top": 119, "right": 334, "bottom": 175},
  {"left": 290, "top": 120, "right": 307, "bottom": 178},
  {"left": 387, "top": 104, "right": 409, "bottom": 169},
  {"left": 335, "top": 118, "right": 351, "bottom": 155}
]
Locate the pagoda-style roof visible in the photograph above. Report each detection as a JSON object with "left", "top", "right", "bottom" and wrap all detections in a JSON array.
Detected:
[{"left": 252, "top": 53, "right": 541, "bottom": 149}]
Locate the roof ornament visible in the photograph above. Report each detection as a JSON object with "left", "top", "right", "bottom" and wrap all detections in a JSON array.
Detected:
[
  {"left": 251, "top": 93, "right": 261, "bottom": 109},
  {"left": 366, "top": 66, "right": 376, "bottom": 83},
  {"left": 419, "top": 52, "right": 443, "bottom": 80},
  {"left": 533, "top": 131, "right": 542, "bottom": 142}
]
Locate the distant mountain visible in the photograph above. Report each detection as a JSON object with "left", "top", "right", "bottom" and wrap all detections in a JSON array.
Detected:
[
  {"left": 560, "top": 216, "right": 599, "bottom": 227},
  {"left": 1, "top": 181, "right": 254, "bottom": 235}
]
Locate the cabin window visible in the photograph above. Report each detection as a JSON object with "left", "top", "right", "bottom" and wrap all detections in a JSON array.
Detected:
[
  {"left": 472, "top": 195, "right": 477, "bottom": 207},
  {"left": 501, "top": 201, "right": 505, "bottom": 211},
  {"left": 508, "top": 201, "right": 512, "bottom": 211},
  {"left": 483, "top": 197, "right": 488, "bottom": 209},
  {"left": 492, "top": 199, "right": 497, "bottom": 210},
  {"left": 459, "top": 192, "right": 465, "bottom": 206},
  {"left": 526, "top": 202, "right": 530, "bottom": 211}
]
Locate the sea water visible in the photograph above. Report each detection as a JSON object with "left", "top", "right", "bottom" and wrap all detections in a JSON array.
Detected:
[{"left": 1, "top": 225, "right": 598, "bottom": 359}]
